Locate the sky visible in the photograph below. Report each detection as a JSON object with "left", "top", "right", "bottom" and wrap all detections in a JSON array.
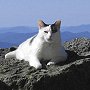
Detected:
[{"left": 0, "top": 0, "right": 90, "bottom": 27}]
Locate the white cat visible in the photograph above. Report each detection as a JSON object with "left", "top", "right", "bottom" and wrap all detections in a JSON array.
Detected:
[{"left": 5, "top": 20, "right": 67, "bottom": 69}]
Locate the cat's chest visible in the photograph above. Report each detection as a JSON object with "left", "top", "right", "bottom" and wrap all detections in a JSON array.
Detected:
[
  {"left": 41, "top": 44, "right": 56, "bottom": 59},
  {"left": 31, "top": 42, "right": 53, "bottom": 58}
]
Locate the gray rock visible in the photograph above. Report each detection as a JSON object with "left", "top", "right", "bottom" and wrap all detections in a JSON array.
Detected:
[
  {"left": 64, "top": 37, "right": 90, "bottom": 55},
  {"left": 0, "top": 37, "right": 90, "bottom": 90},
  {"left": 9, "top": 46, "right": 17, "bottom": 51}
]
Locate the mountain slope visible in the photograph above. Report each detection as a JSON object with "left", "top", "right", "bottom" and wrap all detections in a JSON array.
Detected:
[
  {"left": 0, "top": 42, "right": 16, "bottom": 48},
  {"left": 0, "top": 25, "right": 90, "bottom": 48},
  {"left": 0, "top": 31, "right": 90, "bottom": 48},
  {"left": 0, "top": 32, "right": 36, "bottom": 45},
  {"left": 0, "top": 26, "right": 38, "bottom": 33},
  {"left": 61, "top": 24, "right": 90, "bottom": 33},
  {"left": 61, "top": 31, "right": 90, "bottom": 41},
  {"left": 0, "top": 24, "right": 90, "bottom": 33}
]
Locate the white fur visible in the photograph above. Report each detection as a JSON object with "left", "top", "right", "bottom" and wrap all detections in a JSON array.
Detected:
[{"left": 5, "top": 21, "right": 67, "bottom": 69}]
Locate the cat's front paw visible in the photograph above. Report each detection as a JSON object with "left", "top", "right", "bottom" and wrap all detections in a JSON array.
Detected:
[
  {"left": 30, "top": 63, "right": 42, "bottom": 69},
  {"left": 47, "top": 62, "right": 55, "bottom": 66},
  {"left": 35, "top": 64, "right": 42, "bottom": 69}
]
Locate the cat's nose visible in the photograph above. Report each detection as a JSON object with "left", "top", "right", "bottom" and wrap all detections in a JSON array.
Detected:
[
  {"left": 48, "top": 32, "right": 52, "bottom": 39},
  {"left": 48, "top": 35, "right": 52, "bottom": 40}
]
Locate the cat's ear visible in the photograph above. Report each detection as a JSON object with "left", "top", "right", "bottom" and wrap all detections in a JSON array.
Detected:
[
  {"left": 38, "top": 20, "right": 45, "bottom": 29},
  {"left": 54, "top": 20, "right": 61, "bottom": 30}
]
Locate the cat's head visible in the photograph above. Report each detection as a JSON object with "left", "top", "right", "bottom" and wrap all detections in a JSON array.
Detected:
[{"left": 37, "top": 20, "right": 61, "bottom": 43}]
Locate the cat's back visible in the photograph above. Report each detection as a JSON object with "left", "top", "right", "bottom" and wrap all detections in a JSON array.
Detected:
[
  {"left": 19, "top": 35, "right": 36, "bottom": 47},
  {"left": 17, "top": 35, "right": 37, "bottom": 52}
]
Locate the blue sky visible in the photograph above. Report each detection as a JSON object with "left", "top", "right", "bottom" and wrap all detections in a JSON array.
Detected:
[{"left": 0, "top": 0, "right": 90, "bottom": 27}]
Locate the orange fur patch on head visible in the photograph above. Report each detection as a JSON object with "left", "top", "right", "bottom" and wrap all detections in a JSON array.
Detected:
[{"left": 38, "top": 20, "right": 45, "bottom": 29}]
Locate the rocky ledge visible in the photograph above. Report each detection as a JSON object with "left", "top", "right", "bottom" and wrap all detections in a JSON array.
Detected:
[{"left": 0, "top": 37, "right": 90, "bottom": 90}]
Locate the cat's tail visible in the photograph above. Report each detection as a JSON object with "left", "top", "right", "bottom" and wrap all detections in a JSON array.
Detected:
[{"left": 5, "top": 50, "right": 16, "bottom": 59}]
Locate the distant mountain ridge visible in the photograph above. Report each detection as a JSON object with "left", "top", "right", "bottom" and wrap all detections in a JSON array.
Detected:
[
  {"left": 61, "top": 24, "right": 90, "bottom": 33},
  {"left": 0, "top": 42, "right": 16, "bottom": 48},
  {"left": 0, "top": 26, "right": 38, "bottom": 33},
  {"left": 0, "top": 32, "right": 36, "bottom": 46},
  {"left": 0, "top": 24, "right": 90, "bottom": 33},
  {"left": 0, "top": 25, "right": 90, "bottom": 48},
  {"left": 0, "top": 31, "right": 90, "bottom": 48},
  {"left": 61, "top": 31, "right": 90, "bottom": 41}
]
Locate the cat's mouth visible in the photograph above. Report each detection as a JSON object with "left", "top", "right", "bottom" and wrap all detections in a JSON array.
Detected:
[
  {"left": 48, "top": 38, "right": 52, "bottom": 41},
  {"left": 45, "top": 38, "right": 53, "bottom": 43},
  {"left": 44, "top": 36, "right": 53, "bottom": 43}
]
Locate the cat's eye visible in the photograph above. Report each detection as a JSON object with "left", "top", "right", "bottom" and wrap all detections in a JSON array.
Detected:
[
  {"left": 51, "top": 26, "right": 57, "bottom": 33},
  {"left": 44, "top": 31, "right": 48, "bottom": 33}
]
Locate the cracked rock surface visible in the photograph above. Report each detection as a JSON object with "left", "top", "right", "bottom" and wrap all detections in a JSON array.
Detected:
[{"left": 0, "top": 38, "right": 90, "bottom": 90}]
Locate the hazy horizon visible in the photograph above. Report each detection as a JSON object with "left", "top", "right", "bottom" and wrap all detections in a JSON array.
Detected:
[
  {"left": 0, "top": 24, "right": 90, "bottom": 28},
  {"left": 0, "top": 0, "right": 90, "bottom": 27}
]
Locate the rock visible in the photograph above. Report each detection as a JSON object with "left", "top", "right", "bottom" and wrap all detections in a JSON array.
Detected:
[
  {"left": 64, "top": 37, "right": 90, "bottom": 56},
  {"left": 9, "top": 46, "right": 17, "bottom": 51},
  {"left": 0, "top": 37, "right": 90, "bottom": 90},
  {"left": 0, "top": 80, "right": 12, "bottom": 90}
]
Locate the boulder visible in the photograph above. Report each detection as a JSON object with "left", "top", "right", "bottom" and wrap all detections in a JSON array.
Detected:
[{"left": 0, "top": 37, "right": 90, "bottom": 90}]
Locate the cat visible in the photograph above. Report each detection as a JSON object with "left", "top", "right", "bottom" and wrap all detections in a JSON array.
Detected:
[{"left": 5, "top": 20, "right": 67, "bottom": 69}]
